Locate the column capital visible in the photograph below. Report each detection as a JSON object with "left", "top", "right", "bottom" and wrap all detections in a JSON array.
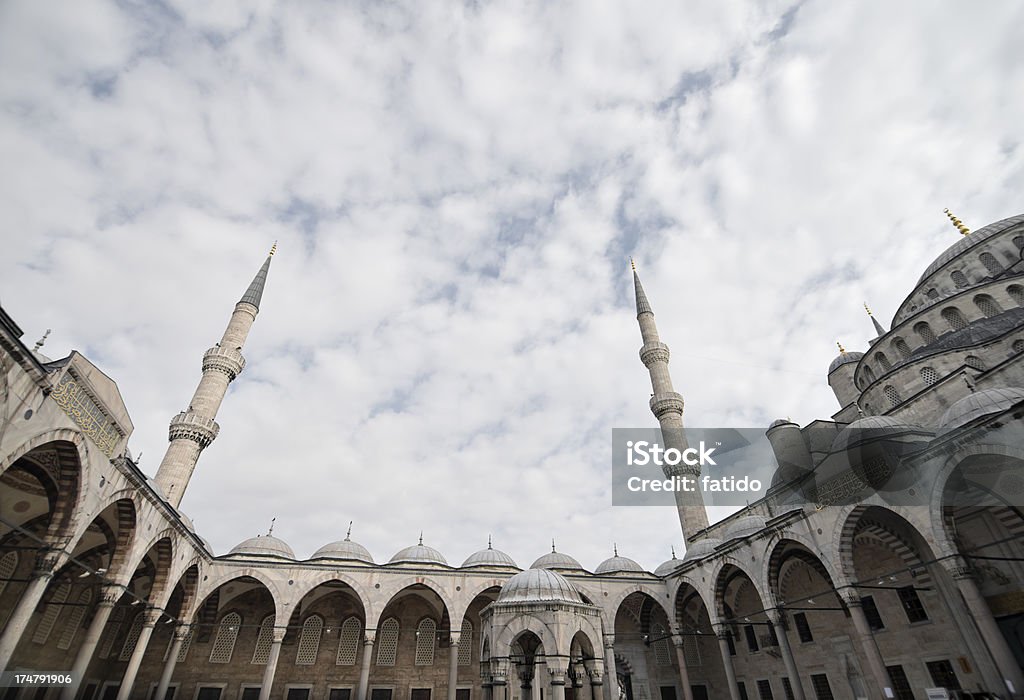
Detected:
[
  {"left": 449, "top": 630, "right": 461, "bottom": 647},
  {"left": 939, "top": 555, "right": 976, "bottom": 582},
  {"left": 271, "top": 627, "right": 287, "bottom": 643},
  {"left": 173, "top": 623, "right": 192, "bottom": 641},
  {"left": 838, "top": 589, "right": 862, "bottom": 608},
  {"left": 32, "top": 546, "right": 67, "bottom": 579},
  {"left": 141, "top": 609, "right": 162, "bottom": 628},
  {"left": 714, "top": 623, "right": 732, "bottom": 641},
  {"left": 364, "top": 630, "right": 377, "bottom": 645},
  {"left": 98, "top": 583, "right": 124, "bottom": 605},
  {"left": 602, "top": 633, "right": 615, "bottom": 648}
]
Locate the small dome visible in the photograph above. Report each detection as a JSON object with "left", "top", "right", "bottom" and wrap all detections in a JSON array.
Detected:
[
  {"left": 530, "top": 545, "right": 585, "bottom": 571},
  {"left": 682, "top": 537, "right": 721, "bottom": 562},
  {"left": 768, "top": 418, "right": 797, "bottom": 430},
  {"left": 228, "top": 534, "right": 295, "bottom": 560},
  {"left": 389, "top": 538, "right": 448, "bottom": 566},
  {"left": 828, "top": 351, "right": 864, "bottom": 374},
  {"left": 595, "top": 548, "right": 645, "bottom": 575},
  {"left": 654, "top": 550, "right": 682, "bottom": 577},
  {"left": 462, "top": 541, "right": 518, "bottom": 569},
  {"left": 312, "top": 536, "right": 374, "bottom": 564},
  {"left": 724, "top": 515, "right": 767, "bottom": 541},
  {"left": 937, "top": 387, "right": 1024, "bottom": 436},
  {"left": 498, "top": 568, "right": 582, "bottom": 604},
  {"left": 831, "top": 415, "right": 928, "bottom": 453}
]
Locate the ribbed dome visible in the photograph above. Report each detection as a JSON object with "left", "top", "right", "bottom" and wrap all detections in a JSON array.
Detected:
[
  {"left": 228, "top": 534, "right": 295, "bottom": 560},
  {"left": 594, "top": 548, "right": 645, "bottom": 575},
  {"left": 918, "top": 214, "right": 1024, "bottom": 284},
  {"left": 498, "top": 568, "right": 582, "bottom": 604},
  {"left": 831, "top": 415, "right": 927, "bottom": 453},
  {"left": 312, "top": 536, "right": 374, "bottom": 564},
  {"left": 682, "top": 537, "right": 722, "bottom": 562},
  {"left": 654, "top": 550, "right": 682, "bottom": 577},
  {"left": 937, "top": 387, "right": 1024, "bottom": 436},
  {"left": 829, "top": 351, "right": 864, "bottom": 374},
  {"left": 462, "top": 542, "right": 518, "bottom": 569},
  {"left": 530, "top": 545, "right": 585, "bottom": 571},
  {"left": 724, "top": 515, "right": 767, "bottom": 541},
  {"left": 389, "top": 538, "right": 448, "bottom": 566}
]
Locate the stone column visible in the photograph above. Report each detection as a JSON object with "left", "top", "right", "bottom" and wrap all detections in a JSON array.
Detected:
[
  {"left": 549, "top": 665, "right": 568, "bottom": 700},
  {"left": 448, "top": 631, "right": 462, "bottom": 700},
  {"left": 116, "top": 609, "right": 161, "bottom": 700},
  {"left": 570, "top": 662, "right": 586, "bottom": 700},
  {"left": 715, "top": 625, "right": 741, "bottom": 700},
  {"left": 583, "top": 661, "right": 603, "bottom": 700},
  {"left": 62, "top": 583, "right": 123, "bottom": 700},
  {"left": 492, "top": 673, "right": 508, "bottom": 700},
  {"left": 154, "top": 624, "right": 189, "bottom": 700},
  {"left": 357, "top": 631, "right": 376, "bottom": 700},
  {"left": 258, "top": 627, "right": 286, "bottom": 700},
  {"left": 0, "top": 548, "right": 68, "bottom": 672},
  {"left": 946, "top": 562, "right": 1024, "bottom": 698},
  {"left": 767, "top": 611, "right": 806, "bottom": 700},
  {"left": 603, "top": 635, "right": 616, "bottom": 700},
  {"left": 842, "top": 592, "right": 892, "bottom": 700},
  {"left": 671, "top": 635, "right": 694, "bottom": 700}
]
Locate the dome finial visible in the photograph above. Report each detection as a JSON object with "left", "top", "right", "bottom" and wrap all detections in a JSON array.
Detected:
[
  {"left": 630, "top": 257, "right": 636, "bottom": 271},
  {"left": 864, "top": 302, "right": 886, "bottom": 336},
  {"left": 551, "top": 538, "right": 557, "bottom": 553},
  {"left": 268, "top": 517, "right": 276, "bottom": 537},
  {"left": 418, "top": 531, "right": 423, "bottom": 546},
  {"left": 345, "top": 521, "right": 353, "bottom": 541},
  {"left": 837, "top": 341, "right": 846, "bottom": 353},
  {"left": 613, "top": 543, "right": 618, "bottom": 557},
  {"left": 944, "top": 208, "right": 970, "bottom": 236},
  {"left": 33, "top": 329, "right": 51, "bottom": 352},
  {"left": 488, "top": 535, "right": 493, "bottom": 550},
  {"left": 671, "top": 545, "right": 677, "bottom": 559},
  {"left": 269, "top": 241, "right": 277, "bottom": 256}
]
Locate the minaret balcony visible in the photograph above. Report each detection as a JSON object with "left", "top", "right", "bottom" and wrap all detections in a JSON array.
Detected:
[
  {"left": 202, "top": 346, "right": 246, "bottom": 380},
  {"left": 168, "top": 411, "right": 220, "bottom": 448},
  {"left": 639, "top": 341, "right": 671, "bottom": 367},
  {"left": 649, "top": 391, "right": 685, "bottom": 419}
]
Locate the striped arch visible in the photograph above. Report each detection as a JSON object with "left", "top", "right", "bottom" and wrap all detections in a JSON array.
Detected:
[
  {"left": 603, "top": 583, "right": 673, "bottom": 632},
  {"left": 767, "top": 539, "right": 845, "bottom": 611},
  {"left": 164, "top": 559, "right": 202, "bottom": 619},
  {"left": 373, "top": 575, "right": 455, "bottom": 632},
  {"left": 450, "top": 580, "right": 503, "bottom": 634},
  {"left": 837, "top": 505, "right": 932, "bottom": 586},
  {"left": 124, "top": 529, "right": 177, "bottom": 605},
  {"left": 189, "top": 569, "right": 283, "bottom": 625},
  {"left": 286, "top": 571, "right": 371, "bottom": 624},
  {"left": 494, "top": 612, "right": 560, "bottom": 659},
  {"left": 88, "top": 494, "right": 140, "bottom": 586},
  {"left": 707, "top": 556, "right": 768, "bottom": 620}
]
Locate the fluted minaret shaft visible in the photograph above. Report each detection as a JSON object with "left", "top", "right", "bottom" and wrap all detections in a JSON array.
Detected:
[
  {"left": 633, "top": 267, "right": 709, "bottom": 539},
  {"left": 154, "top": 251, "right": 273, "bottom": 507}
]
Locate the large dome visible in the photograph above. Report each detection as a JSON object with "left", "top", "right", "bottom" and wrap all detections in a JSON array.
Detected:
[
  {"left": 918, "top": 214, "right": 1024, "bottom": 284},
  {"left": 462, "top": 541, "right": 518, "bottom": 569},
  {"left": 828, "top": 351, "right": 864, "bottom": 374},
  {"left": 937, "top": 387, "right": 1024, "bottom": 436},
  {"left": 311, "top": 535, "right": 374, "bottom": 564},
  {"left": 831, "top": 415, "right": 929, "bottom": 453},
  {"left": 228, "top": 534, "right": 295, "bottom": 560},
  {"left": 498, "top": 568, "right": 582, "bottom": 604},
  {"left": 530, "top": 545, "right": 585, "bottom": 572},
  {"left": 594, "top": 548, "right": 645, "bottom": 575},
  {"left": 389, "top": 538, "right": 448, "bottom": 566}
]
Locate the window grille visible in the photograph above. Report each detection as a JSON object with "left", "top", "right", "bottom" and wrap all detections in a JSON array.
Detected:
[
  {"left": 810, "top": 675, "right": 834, "bottom": 700},
  {"left": 1009, "top": 285, "right": 1024, "bottom": 307},
  {"left": 652, "top": 624, "right": 670, "bottom": 666},
  {"left": 415, "top": 618, "right": 436, "bottom": 666},
  {"left": 119, "top": 612, "right": 146, "bottom": 661},
  {"left": 974, "top": 294, "right": 1002, "bottom": 317},
  {"left": 756, "top": 680, "right": 774, "bottom": 700},
  {"left": 376, "top": 618, "right": 399, "bottom": 666},
  {"left": 58, "top": 589, "right": 92, "bottom": 650},
  {"left": 458, "top": 619, "right": 474, "bottom": 666},
  {"left": 176, "top": 626, "right": 195, "bottom": 662},
  {"left": 914, "top": 322, "right": 936, "bottom": 344},
  {"left": 876, "top": 353, "right": 891, "bottom": 371},
  {"left": 210, "top": 612, "right": 242, "bottom": 663},
  {"left": 883, "top": 385, "right": 901, "bottom": 407},
  {"left": 296, "top": 615, "right": 324, "bottom": 665},
  {"left": 1013, "top": 339, "right": 1024, "bottom": 354},
  {"left": 892, "top": 338, "right": 911, "bottom": 359},
  {"left": 886, "top": 666, "right": 915, "bottom": 700},
  {"left": 920, "top": 367, "right": 939, "bottom": 386},
  {"left": 0, "top": 552, "right": 16, "bottom": 597},
  {"left": 897, "top": 586, "right": 928, "bottom": 623},
  {"left": 32, "top": 580, "right": 70, "bottom": 644},
  {"left": 337, "top": 616, "right": 362, "bottom": 665},
  {"left": 965, "top": 355, "right": 985, "bottom": 371},
  {"left": 980, "top": 252, "right": 1003, "bottom": 275},
  {"left": 926, "top": 288, "right": 939, "bottom": 300},
  {"left": 951, "top": 270, "right": 968, "bottom": 288},
  {"left": 252, "top": 615, "right": 275, "bottom": 664},
  {"left": 862, "top": 366, "right": 876, "bottom": 384},
  {"left": 99, "top": 607, "right": 126, "bottom": 659},
  {"left": 941, "top": 307, "right": 968, "bottom": 331}
]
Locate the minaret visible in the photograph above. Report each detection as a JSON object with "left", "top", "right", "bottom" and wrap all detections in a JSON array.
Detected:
[
  {"left": 154, "top": 246, "right": 275, "bottom": 507},
  {"left": 632, "top": 261, "right": 709, "bottom": 539}
]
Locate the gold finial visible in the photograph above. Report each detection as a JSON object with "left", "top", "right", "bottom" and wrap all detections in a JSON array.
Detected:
[
  {"left": 630, "top": 257, "right": 636, "bottom": 272},
  {"left": 864, "top": 303, "right": 873, "bottom": 316},
  {"left": 943, "top": 208, "right": 970, "bottom": 236},
  {"left": 269, "top": 241, "right": 278, "bottom": 256},
  {"left": 837, "top": 341, "right": 846, "bottom": 353},
  {"left": 345, "top": 521, "right": 353, "bottom": 541}
]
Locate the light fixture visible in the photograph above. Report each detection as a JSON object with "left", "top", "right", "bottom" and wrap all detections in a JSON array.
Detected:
[
  {"left": 131, "top": 599, "right": 141, "bottom": 605},
  {"left": 806, "top": 599, "right": 815, "bottom": 605},
  {"left": 78, "top": 570, "right": 91, "bottom": 578}
]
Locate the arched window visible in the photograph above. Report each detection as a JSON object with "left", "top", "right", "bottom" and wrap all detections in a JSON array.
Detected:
[
  {"left": 0, "top": 552, "right": 17, "bottom": 597},
  {"left": 57, "top": 589, "right": 92, "bottom": 650},
  {"left": 965, "top": 355, "right": 986, "bottom": 371},
  {"left": 974, "top": 294, "right": 1002, "bottom": 318},
  {"left": 32, "top": 580, "right": 70, "bottom": 645},
  {"left": 926, "top": 288, "right": 939, "bottom": 300},
  {"left": 652, "top": 623, "right": 671, "bottom": 667},
  {"left": 337, "top": 616, "right": 362, "bottom": 666},
  {"left": 210, "top": 612, "right": 242, "bottom": 663},
  {"left": 941, "top": 307, "right": 968, "bottom": 331},
  {"left": 951, "top": 270, "right": 969, "bottom": 288},
  {"left": 296, "top": 615, "right": 324, "bottom": 665},
  {"left": 415, "top": 618, "right": 436, "bottom": 666},
  {"left": 1015, "top": 235, "right": 1024, "bottom": 250},
  {"left": 1013, "top": 339, "right": 1024, "bottom": 354},
  {"left": 862, "top": 366, "right": 876, "bottom": 384},
  {"left": 458, "top": 619, "right": 474, "bottom": 666},
  {"left": 920, "top": 367, "right": 939, "bottom": 386},
  {"left": 913, "top": 322, "right": 936, "bottom": 344},
  {"left": 980, "top": 252, "right": 1003, "bottom": 275},
  {"left": 252, "top": 615, "right": 274, "bottom": 664},
  {"left": 1009, "top": 285, "right": 1024, "bottom": 307},
  {"left": 119, "top": 612, "right": 146, "bottom": 661},
  {"left": 376, "top": 618, "right": 399, "bottom": 666},
  {"left": 98, "top": 607, "right": 125, "bottom": 659},
  {"left": 883, "top": 385, "right": 901, "bottom": 407},
  {"left": 892, "top": 337, "right": 912, "bottom": 359},
  {"left": 876, "top": 353, "right": 891, "bottom": 371}
]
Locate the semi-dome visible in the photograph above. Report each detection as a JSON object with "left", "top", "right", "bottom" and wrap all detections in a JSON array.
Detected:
[
  {"left": 462, "top": 540, "right": 518, "bottom": 569},
  {"left": 682, "top": 537, "right": 722, "bottom": 562},
  {"left": 498, "top": 568, "right": 582, "bottom": 604},
  {"left": 828, "top": 351, "right": 864, "bottom": 374},
  {"left": 228, "top": 534, "right": 295, "bottom": 560},
  {"left": 594, "top": 547, "right": 645, "bottom": 575},
  {"left": 530, "top": 543, "right": 585, "bottom": 571},
  {"left": 918, "top": 214, "right": 1024, "bottom": 284},
  {"left": 831, "top": 415, "right": 928, "bottom": 453},
  {"left": 654, "top": 549, "right": 682, "bottom": 577},
  {"left": 312, "top": 534, "right": 374, "bottom": 564},
  {"left": 389, "top": 537, "right": 448, "bottom": 566},
  {"left": 937, "top": 387, "right": 1024, "bottom": 436},
  {"left": 724, "top": 515, "right": 767, "bottom": 541}
]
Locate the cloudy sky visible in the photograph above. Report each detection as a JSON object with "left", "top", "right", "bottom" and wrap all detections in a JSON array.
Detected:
[{"left": 2, "top": 0, "right": 1023, "bottom": 571}]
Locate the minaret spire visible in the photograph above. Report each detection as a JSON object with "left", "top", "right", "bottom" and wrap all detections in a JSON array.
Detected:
[
  {"left": 864, "top": 302, "right": 885, "bottom": 337},
  {"left": 153, "top": 247, "right": 275, "bottom": 507},
  {"left": 631, "top": 262, "right": 709, "bottom": 540}
]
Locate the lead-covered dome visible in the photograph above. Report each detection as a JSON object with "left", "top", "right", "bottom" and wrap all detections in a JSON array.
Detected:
[
  {"left": 312, "top": 535, "right": 374, "bottom": 564},
  {"left": 682, "top": 537, "right": 722, "bottom": 562},
  {"left": 462, "top": 541, "right": 518, "bottom": 569},
  {"left": 829, "top": 351, "right": 864, "bottom": 374},
  {"left": 228, "top": 534, "right": 295, "bottom": 560},
  {"left": 594, "top": 547, "right": 645, "bottom": 575},
  {"left": 831, "top": 415, "right": 929, "bottom": 453},
  {"left": 937, "top": 387, "right": 1024, "bottom": 436},
  {"left": 918, "top": 214, "right": 1024, "bottom": 284},
  {"left": 724, "top": 515, "right": 767, "bottom": 541},
  {"left": 531, "top": 544, "right": 585, "bottom": 572},
  {"left": 389, "top": 537, "right": 448, "bottom": 566},
  {"left": 654, "top": 549, "right": 682, "bottom": 577},
  {"left": 498, "top": 568, "right": 582, "bottom": 604}
]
